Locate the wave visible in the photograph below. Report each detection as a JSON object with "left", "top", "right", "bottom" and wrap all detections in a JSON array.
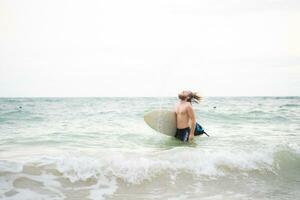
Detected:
[
  {"left": 1, "top": 144, "right": 299, "bottom": 200},
  {"left": 1, "top": 144, "right": 299, "bottom": 183}
]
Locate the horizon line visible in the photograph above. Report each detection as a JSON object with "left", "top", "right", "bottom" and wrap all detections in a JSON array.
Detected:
[{"left": 0, "top": 95, "right": 299, "bottom": 98}]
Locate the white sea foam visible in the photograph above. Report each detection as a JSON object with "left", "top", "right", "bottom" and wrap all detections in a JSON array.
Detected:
[
  {"left": 12, "top": 146, "right": 278, "bottom": 183},
  {"left": 89, "top": 178, "right": 118, "bottom": 200},
  {"left": 54, "top": 156, "right": 102, "bottom": 183},
  {"left": 0, "top": 144, "right": 299, "bottom": 199}
]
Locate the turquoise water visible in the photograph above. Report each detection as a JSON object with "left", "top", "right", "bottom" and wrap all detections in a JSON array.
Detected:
[{"left": 0, "top": 97, "right": 300, "bottom": 200}]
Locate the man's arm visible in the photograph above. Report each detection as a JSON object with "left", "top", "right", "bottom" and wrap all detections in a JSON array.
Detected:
[{"left": 187, "top": 105, "right": 196, "bottom": 141}]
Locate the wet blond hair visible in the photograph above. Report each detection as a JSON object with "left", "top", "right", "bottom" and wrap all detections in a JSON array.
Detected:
[
  {"left": 187, "top": 92, "right": 202, "bottom": 104},
  {"left": 178, "top": 91, "right": 202, "bottom": 103}
]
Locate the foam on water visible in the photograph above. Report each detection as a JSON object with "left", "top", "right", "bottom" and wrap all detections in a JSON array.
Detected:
[{"left": 1, "top": 143, "right": 299, "bottom": 199}]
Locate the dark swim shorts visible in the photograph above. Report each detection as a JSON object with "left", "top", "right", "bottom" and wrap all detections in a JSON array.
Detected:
[
  {"left": 175, "top": 127, "right": 191, "bottom": 142},
  {"left": 194, "top": 122, "right": 205, "bottom": 136},
  {"left": 175, "top": 123, "right": 206, "bottom": 142}
]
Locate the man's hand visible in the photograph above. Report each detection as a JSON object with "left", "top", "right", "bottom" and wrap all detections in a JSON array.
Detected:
[{"left": 189, "top": 133, "right": 194, "bottom": 141}]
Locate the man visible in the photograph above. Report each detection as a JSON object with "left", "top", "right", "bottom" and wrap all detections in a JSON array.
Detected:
[{"left": 174, "top": 90, "right": 202, "bottom": 142}]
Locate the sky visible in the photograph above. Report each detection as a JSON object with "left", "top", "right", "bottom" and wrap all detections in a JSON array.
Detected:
[{"left": 0, "top": 0, "right": 299, "bottom": 97}]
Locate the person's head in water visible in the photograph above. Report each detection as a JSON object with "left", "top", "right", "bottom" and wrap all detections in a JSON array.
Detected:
[{"left": 178, "top": 90, "right": 202, "bottom": 104}]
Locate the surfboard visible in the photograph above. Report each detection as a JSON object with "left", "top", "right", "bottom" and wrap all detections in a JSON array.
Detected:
[
  {"left": 144, "top": 110, "right": 210, "bottom": 137},
  {"left": 144, "top": 110, "right": 176, "bottom": 136}
]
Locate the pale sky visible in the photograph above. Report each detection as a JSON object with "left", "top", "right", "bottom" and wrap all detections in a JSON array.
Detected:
[{"left": 0, "top": 0, "right": 299, "bottom": 97}]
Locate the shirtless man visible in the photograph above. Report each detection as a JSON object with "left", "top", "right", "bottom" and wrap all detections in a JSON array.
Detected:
[{"left": 174, "top": 90, "right": 202, "bottom": 142}]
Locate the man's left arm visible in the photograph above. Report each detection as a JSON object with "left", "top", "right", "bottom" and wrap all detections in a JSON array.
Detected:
[{"left": 187, "top": 105, "right": 196, "bottom": 141}]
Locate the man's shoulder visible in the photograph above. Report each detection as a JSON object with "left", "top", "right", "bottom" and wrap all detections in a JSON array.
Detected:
[
  {"left": 185, "top": 102, "right": 192, "bottom": 107},
  {"left": 185, "top": 103, "right": 193, "bottom": 110}
]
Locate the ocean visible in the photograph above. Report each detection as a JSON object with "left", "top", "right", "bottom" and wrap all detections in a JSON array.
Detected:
[{"left": 0, "top": 97, "right": 299, "bottom": 200}]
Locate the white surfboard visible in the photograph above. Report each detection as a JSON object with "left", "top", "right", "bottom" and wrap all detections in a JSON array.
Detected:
[{"left": 144, "top": 110, "right": 176, "bottom": 136}]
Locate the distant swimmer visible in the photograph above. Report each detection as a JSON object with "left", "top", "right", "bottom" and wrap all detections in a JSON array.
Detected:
[{"left": 174, "top": 90, "right": 203, "bottom": 142}]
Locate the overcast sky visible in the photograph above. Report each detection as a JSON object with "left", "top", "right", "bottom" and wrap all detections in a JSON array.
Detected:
[{"left": 0, "top": 0, "right": 299, "bottom": 97}]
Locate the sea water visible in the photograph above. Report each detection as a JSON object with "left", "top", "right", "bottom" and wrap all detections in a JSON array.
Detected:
[{"left": 0, "top": 97, "right": 299, "bottom": 200}]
